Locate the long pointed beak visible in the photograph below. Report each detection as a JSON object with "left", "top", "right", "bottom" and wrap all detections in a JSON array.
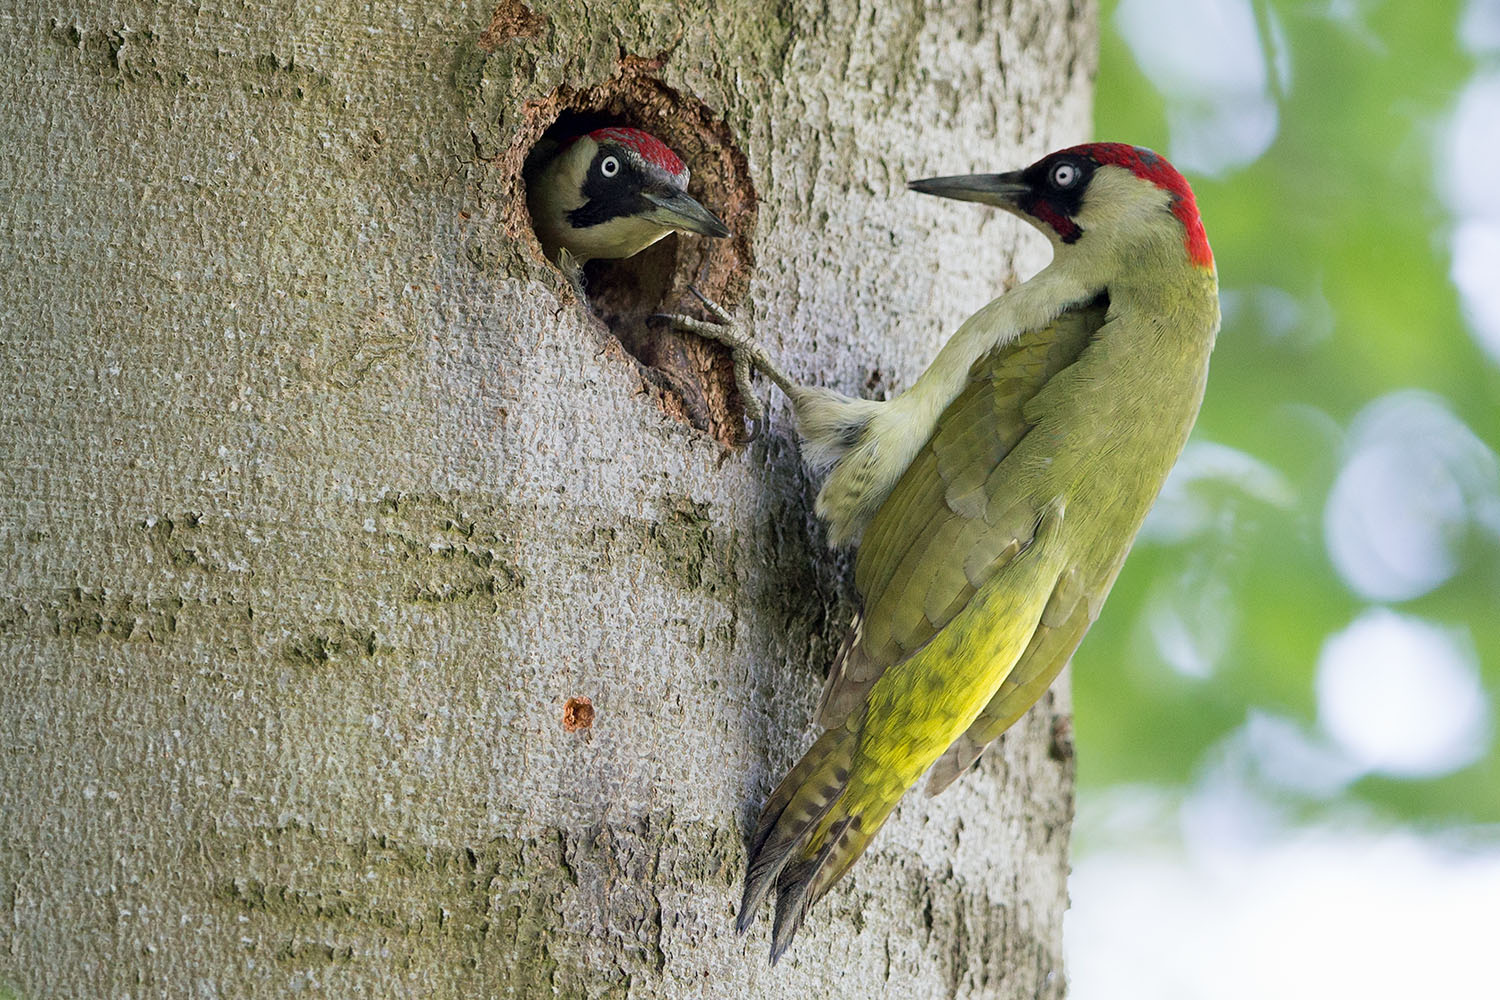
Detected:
[
  {"left": 642, "top": 188, "right": 731, "bottom": 239},
  {"left": 907, "top": 171, "right": 1029, "bottom": 208}
]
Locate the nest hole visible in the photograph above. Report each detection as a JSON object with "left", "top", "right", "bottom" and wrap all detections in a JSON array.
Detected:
[{"left": 517, "top": 74, "right": 758, "bottom": 446}]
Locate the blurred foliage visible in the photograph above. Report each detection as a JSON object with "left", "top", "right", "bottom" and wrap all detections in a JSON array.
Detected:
[{"left": 1079, "top": 0, "right": 1500, "bottom": 823}]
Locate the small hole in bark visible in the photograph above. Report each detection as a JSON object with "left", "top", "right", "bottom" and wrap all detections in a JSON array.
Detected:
[
  {"left": 513, "top": 68, "right": 758, "bottom": 446},
  {"left": 562, "top": 696, "right": 595, "bottom": 732}
]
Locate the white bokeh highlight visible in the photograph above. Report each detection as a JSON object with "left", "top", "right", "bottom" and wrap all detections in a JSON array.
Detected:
[
  {"left": 1461, "top": 0, "right": 1500, "bottom": 54},
  {"left": 1219, "top": 283, "right": 1334, "bottom": 348},
  {"left": 1239, "top": 709, "right": 1366, "bottom": 798},
  {"left": 1444, "top": 70, "right": 1500, "bottom": 360},
  {"left": 1137, "top": 441, "right": 1293, "bottom": 679},
  {"left": 1115, "top": 0, "right": 1281, "bottom": 174},
  {"left": 1315, "top": 608, "right": 1490, "bottom": 778},
  {"left": 1143, "top": 439, "right": 1295, "bottom": 545},
  {"left": 1148, "top": 570, "right": 1236, "bottom": 679},
  {"left": 1323, "top": 391, "right": 1500, "bottom": 602},
  {"left": 1450, "top": 220, "right": 1500, "bottom": 361}
]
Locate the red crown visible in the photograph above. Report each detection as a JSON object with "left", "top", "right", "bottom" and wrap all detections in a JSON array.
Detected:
[{"left": 589, "top": 127, "right": 689, "bottom": 184}]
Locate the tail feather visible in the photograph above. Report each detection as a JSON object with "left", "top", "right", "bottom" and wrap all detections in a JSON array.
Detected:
[
  {"left": 737, "top": 727, "right": 853, "bottom": 933},
  {"left": 769, "top": 815, "right": 856, "bottom": 963},
  {"left": 738, "top": 721, "right": 901, "bottom": 962}
]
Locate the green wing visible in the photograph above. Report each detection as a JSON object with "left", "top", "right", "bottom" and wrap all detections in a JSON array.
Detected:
[{"left": 814, "top": 295, "right": 1109, "bottom": 756}]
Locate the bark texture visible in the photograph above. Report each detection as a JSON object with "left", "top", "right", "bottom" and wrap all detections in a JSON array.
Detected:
[{"left": 1, "top": 1, "right": 1095, "bottom": 996}]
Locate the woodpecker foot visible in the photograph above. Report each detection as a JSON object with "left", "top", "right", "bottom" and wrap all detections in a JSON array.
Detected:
[{"left": 655, "top": 286, "right": 795, "bottom": 435}]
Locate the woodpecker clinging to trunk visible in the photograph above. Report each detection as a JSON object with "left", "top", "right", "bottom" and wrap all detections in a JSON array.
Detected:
[
  {"left": 667, "top": 143, "right": 1219, "bottom": 962},
  {"left": 525, "top": 126, "right": 729, "bottom": 280}
]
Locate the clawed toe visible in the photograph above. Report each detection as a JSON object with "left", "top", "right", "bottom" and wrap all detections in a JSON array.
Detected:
[
  {"left": 733, "top": 353, "right": 767, "bottom": 424},
  {"left": 653, "top": 287, "right": 798, "bottom": 435},
  {"left": 689, "top": 285, "right": 734, "bottom": 325},
  {"left": 651, "top": 310, "right": 745, "bottom": 351}
]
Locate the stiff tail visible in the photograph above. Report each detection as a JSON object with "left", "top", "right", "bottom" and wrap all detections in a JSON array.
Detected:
[{"left": 738, "top": 723, "right": 899, "bottom": 963}]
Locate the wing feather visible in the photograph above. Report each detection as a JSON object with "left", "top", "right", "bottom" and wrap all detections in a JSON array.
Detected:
[{"left": 815, "top": 294, "right": 1108, "bottom": 730}]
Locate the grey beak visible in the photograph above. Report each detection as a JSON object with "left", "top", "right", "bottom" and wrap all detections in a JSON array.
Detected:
[
  {"left": 907, "top": 171, "right": 1029, "bottom": 208},
  {"left": 642, "top": 188, "right": 732, "bottom": 239}
]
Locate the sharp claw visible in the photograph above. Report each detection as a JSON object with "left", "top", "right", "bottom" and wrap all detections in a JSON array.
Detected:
[
  {"left": 688, "top": 285, "right": 733, "bottom": 324},
  {"left": 657, "top": 291, "right": 775, "bottom": 437}
]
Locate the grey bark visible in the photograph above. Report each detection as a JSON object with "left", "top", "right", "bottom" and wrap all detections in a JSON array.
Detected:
[{"left": 0, "top": 1, "right": 1095, "bottom": 997}]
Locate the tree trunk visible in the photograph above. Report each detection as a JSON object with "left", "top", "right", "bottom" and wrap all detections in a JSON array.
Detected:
[{"left": 1, "top": 1, "right": 1095, "bottom": 996}]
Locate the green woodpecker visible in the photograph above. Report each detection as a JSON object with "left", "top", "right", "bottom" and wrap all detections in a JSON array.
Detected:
[
  {"left": 525, "top": 126, "right": 729, "bottom": 269},
  {"left": 669, "top": 143, "right": 1219, "bottom": 961}
]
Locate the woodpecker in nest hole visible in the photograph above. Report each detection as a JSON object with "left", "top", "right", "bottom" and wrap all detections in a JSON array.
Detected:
[{"left": 526, "top": 126, "right": 729, "bottom": 293}]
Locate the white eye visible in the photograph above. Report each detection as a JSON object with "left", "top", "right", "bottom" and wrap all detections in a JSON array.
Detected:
[
  {"left": 600, "top": 155, "right": 620, "bottom": 178},
  {"left": 1051, "top": 162, "right": 1079, "bottom": 188}
]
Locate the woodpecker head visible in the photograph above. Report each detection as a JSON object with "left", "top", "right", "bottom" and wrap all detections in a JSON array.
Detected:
[
  {"left": 908, "top": 143, "right": 1213, "bottom": 272},
  {"left": 526, "top": 126, "right": 731, "bottom": 266}
]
